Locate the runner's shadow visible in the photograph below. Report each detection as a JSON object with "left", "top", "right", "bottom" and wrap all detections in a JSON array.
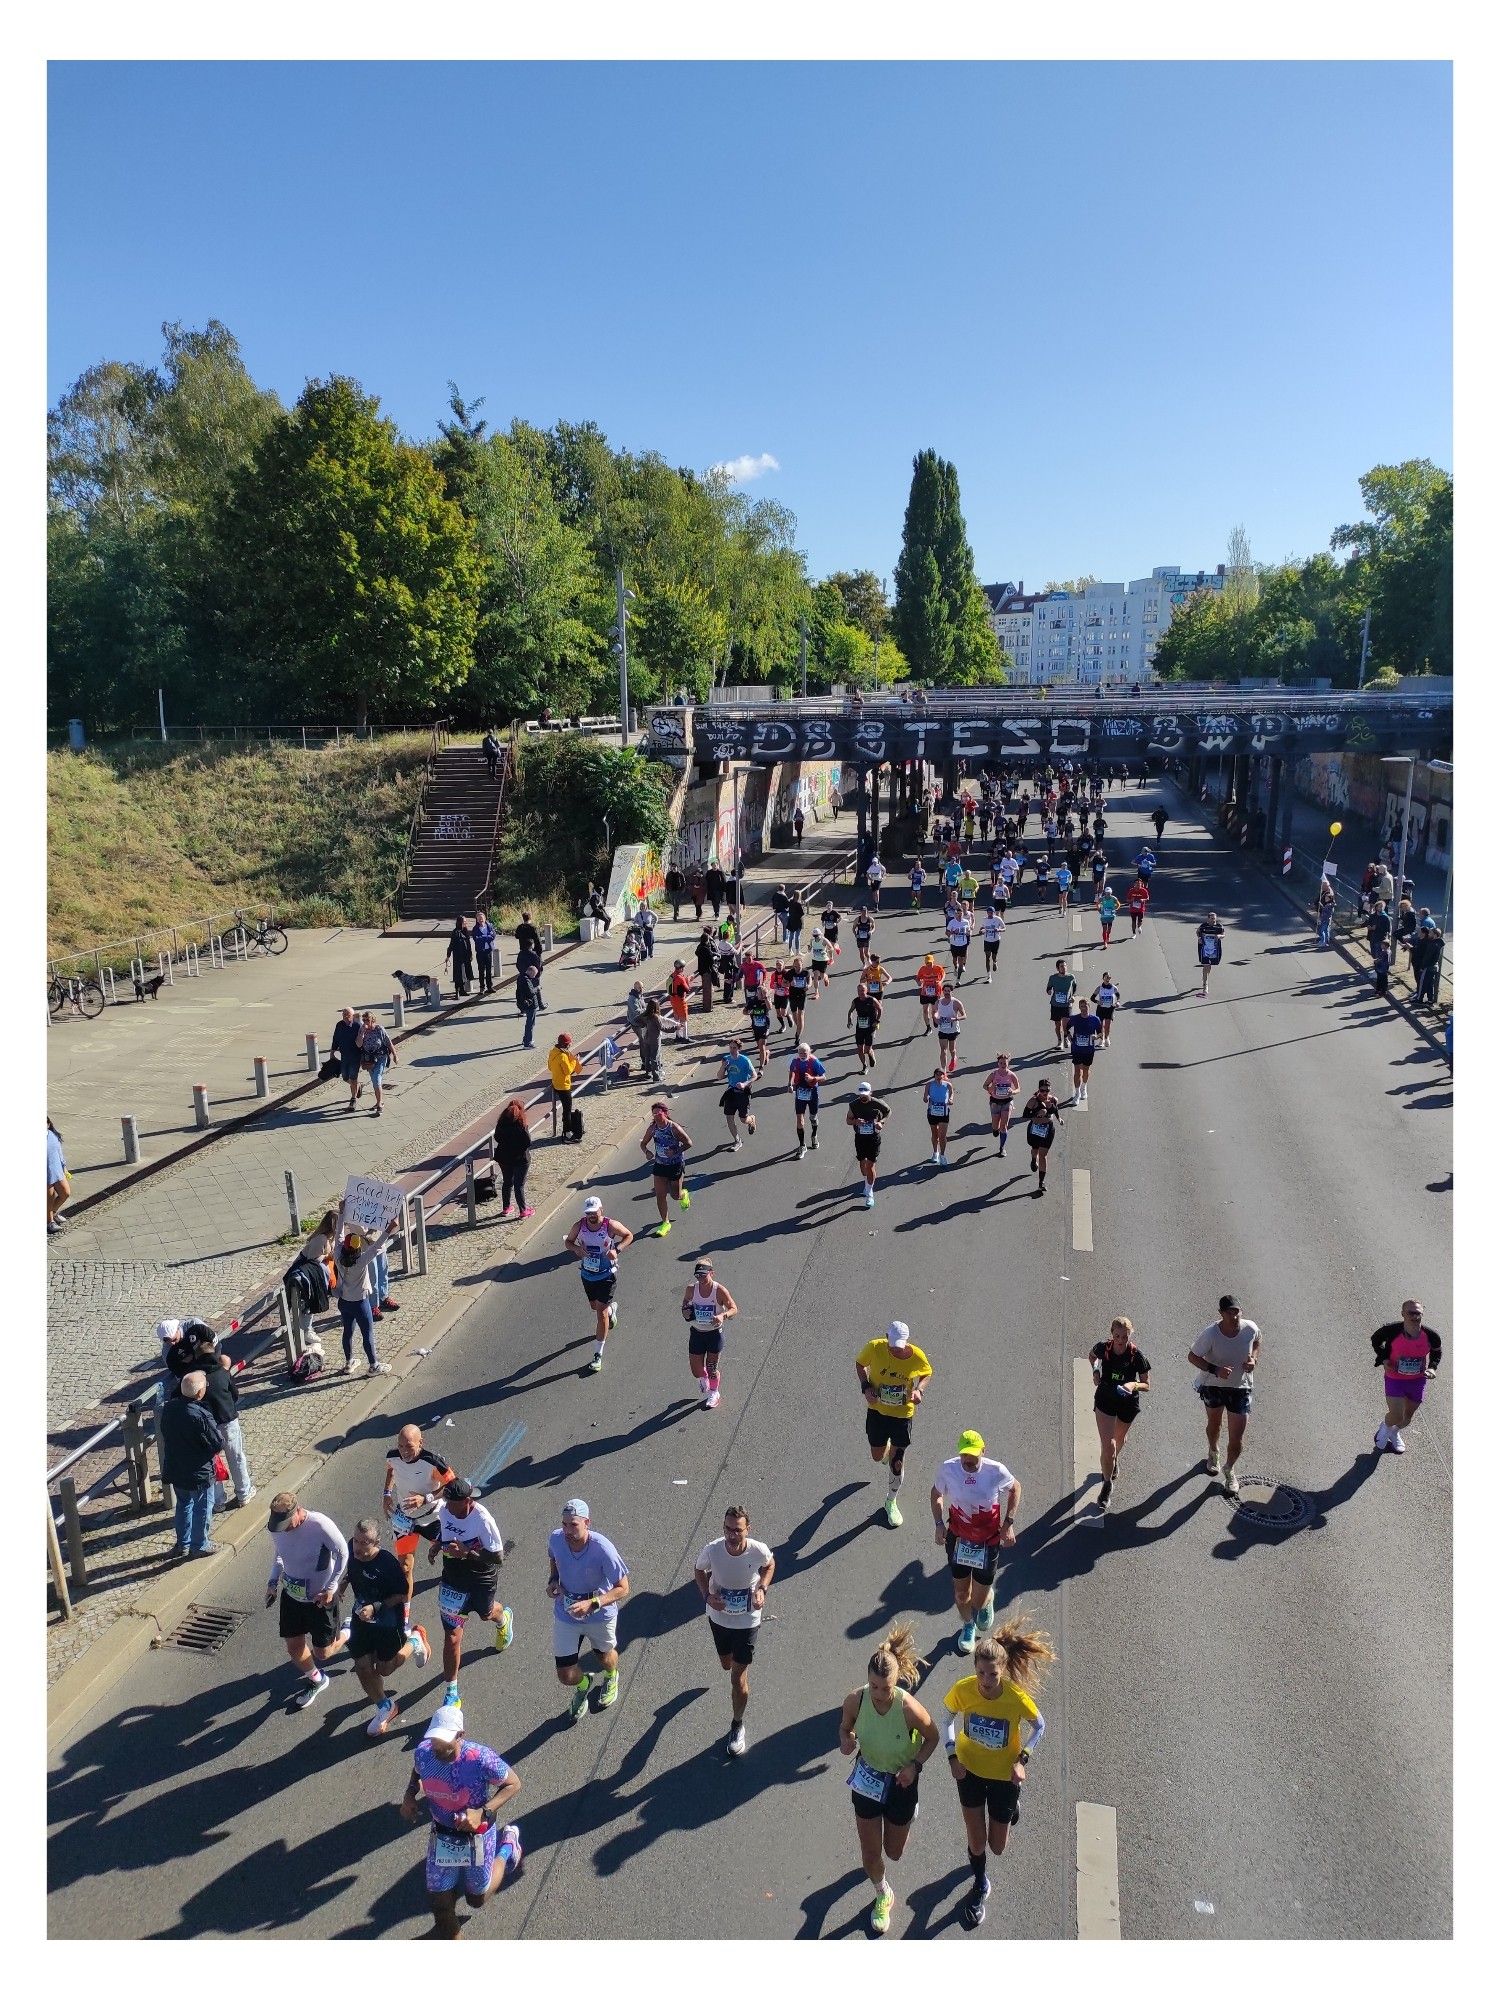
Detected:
[
  {"left": 903, "top": 1863, "right": 979, "bottom": 1938},
  {"left": 990, "top": 1469, "right": 1213, "bottom": 1609},
  {"left": 845, "top": 1553, "right": 958, "bottom": 1639},
  {"left": 776, "top": 1482, "right": 867, "bottom": 1576},
  {"left": 796, "top": 1866, "right": 870, "bottom": 1939},
  {"left": 1209, "top": 1453, "right": 1383, "bottom": 1560},
  {"left": 501, "top": 1401, "right": 700, "bottom": 1492}
]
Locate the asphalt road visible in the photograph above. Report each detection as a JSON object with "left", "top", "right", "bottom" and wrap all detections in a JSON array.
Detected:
[{"left": 47, "top": 782, "right": 1453, "bottom": 1941}]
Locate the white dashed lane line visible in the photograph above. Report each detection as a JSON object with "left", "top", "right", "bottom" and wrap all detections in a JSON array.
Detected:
[
  {"left": 1072, "top": 1167, "right": 1093, "bottom": 1251},
  {"left": 1076, "top": 1801, "right": 1122, "bottom": 1937}
]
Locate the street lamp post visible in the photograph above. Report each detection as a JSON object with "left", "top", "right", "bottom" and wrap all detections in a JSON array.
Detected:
[{"left": 615, "top": 567, "right": 636, "bottom": 748}]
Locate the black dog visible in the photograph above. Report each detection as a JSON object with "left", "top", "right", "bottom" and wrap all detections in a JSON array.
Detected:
[{"left": 133, "top": 973, "right": 166, "bottom": 1001}]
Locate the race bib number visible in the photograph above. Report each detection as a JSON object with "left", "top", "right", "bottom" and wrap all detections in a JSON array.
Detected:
[
  {"left": 1199, "top": 935, "right": 1222, "bottom": 962},
  {"left": 1028, "top": 1121, "right": 1052, "bottom": 1144},
  {"left": 965, "top": 1712, "right": 1011, "bottom": 1751},
  {"left": 693, "top": 1304, "right": 720, "bottom": 1325},
  {"left": 431, "top": 1826, "right": 483, "bottom": 1870},
  {"left": 847, "top": 1757, "right": 892, "bottom": 1804},
  {"left": 717, "top": 1587, "right": 752, "bottom": 1615},
  {"left": 795, "top": 1087, "right": 813, "bottom": 1103},
  {"left": 878, "top": 1383, "right": 906, "bottom": 1407},
  {"left": 438, "top": 1584, "right": 471, "bottom": 1619},
  {"left": 954, "top": 1537, "right": 991, "bottom": 1568},
  {"left": 282, "top": 1578, "right": 309, "bottom": 1603},
  {"left": 583, "top": 1252, "right": 610, "bottom": 1277},
  {"left": 390, "top": 1508, "right": 413, "bottom": 1537},
  {"left": 1394, "top": 1355, "right": 1424, "bottom": 1376}
]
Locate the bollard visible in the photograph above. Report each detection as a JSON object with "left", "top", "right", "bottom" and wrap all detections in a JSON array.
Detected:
[
  {"left": 184, "top": 942, "right": 200, "bottom": 978},
  {"left": 59, "top": 1477, "right": 87, "bottom": 1592},
  {"left": 425, "top": 979, "right": 441, "bottom": 1010},
  {"left": 466, "top": 1157, "right": 478, "bottom": 1228},
  {"left": 210, "top": 934, "right": 224, "bottom": 970},
  {"left": 159, "top": 949, "right": 174, "bottom": 986},
  {"left": 254, "top": 1056, "right": 270, "bottom": 1099},
  {"left": 102, "top": 966, "right": 117, "bottom": 1001},
  {"left": 121, "top": 1114, "right": 140, "bottom": 1165},
  {"left": 305, "top": 1033, "right": 320, "bottom": 1073},
  {"left": 413, "top": 1194, "right": 430, "bottom": 1276},
  {"left": 392, "top": 993, "right": 406, "bottom": 1029},
  {"left": 130, "top": 956, "right": 145, "bottom": 988},
  {"left": 193, "top": 1084, "right": 210, "bottom": 1129},
  {"left": 47, "top": 1505, "right": 72, "bottom": 1620},
  {"left": 284, "top": 1168, "right": 301, "bottom": 1237},
  {"left": 546, "top": 922, "right": 555, "bottom": 951}
]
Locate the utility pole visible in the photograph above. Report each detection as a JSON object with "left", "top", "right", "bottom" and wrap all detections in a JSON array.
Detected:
[
  {"left": 1356, "top": 608, "right": 1372, "bottom": 689},
  {"left": 158, "top": 687, "right": 167, "bottom": 743},
  {"left": 799, "top": 616, "right": 808, "bottom": 700},
  {"left": 615, "top": 566, "right": 632, "bottom": 747}
]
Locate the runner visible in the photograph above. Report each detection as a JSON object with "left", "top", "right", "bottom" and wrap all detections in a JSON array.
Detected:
[
  {"left": 957, "top": 863, "right": 979, "bottom": 915},
  {"left": 908, "top": 859, "right": 927, "bottom": 910},
  {"left": 716, "top": 1036, "right": 758, "bottom": 1151},
  {"left": 1054, "top": 859, "right": 1074, "bottom": 916},
  {"left": 930, "top": 1430, "right": 1020, "bottom": 1653},
  {"left": 786, "top": 955, "right": 812, "bottom": 1036},
  {"left": 856, "top": 1319, "right": 933, "bottom": 1526},
  {"left": 1088, "top": 1316, "right": 1151, "bottom": 1512},
  {"left": 400, "top": 1705, "right": 523, "bottom": 1939},
  {"left": 852, "top": 905, "right": 876, "bottom": 966},
  {"left": 923, "top": 1064, "right": 956, "bottom": 1165},
  {"left": 915, "top": 953, "right": 944, "bottom": 1034},
  {"left": 1188, "top": 1294, "right": 1262, "bottom": 1495},
  {"left": 1151, "top": 805, "right": 1168, "bottom": 841},
  {"left": 769, "top": 959, "right": 791, "bottom": 1036},
  {"left": 639, "top": 1101, "right": 693, "bottom": 1237},
  {"left": 1134, "top": 841, "right": 1157, "bottom": 888},
  {"left": 934, "top": 980, "right": 967, "bottom": 1078},
  {"left": 946, "top": 908, "right": 972, "bottom": 984},
  {"left": 264, "top": 1491, "right": 350, "bottom": 1710},
  {"left": 383, "top": 1423, "right": 456, "bottom": 1608},
  {"left": 347, "top": 1517, "right": 430, "bottom": 1737},
  {"left": 564, "top": 1195, "right": 634, "bottom": 1373},
  {"left": 741, "top": 945, "right": 766, "bottom": 1002},
  {"left": 980, "top": 906, "right": 1005, "bottom": 982},
  {"left": 681, "top": 1257, "right": 739, "bottom": 1408},
  {"left": 1034, "top": 851, "right": 1051, "bottom": 901},
  {"left": 838, "top": 1624, "right": 939, "bottom": 1936},
  {"left": 694, "top": 1505, "right": 775, "bottom": 1756},
  {"left": 944, "top": 1619, "right": 1055, "bottom": 1929},
  {"left": 1196, "top": 913, "right": 1226, "bottom": 996},
  {"left": 1089, "top": 845, "right": 1109, "bottom": 904},
  {"left": 1097, "top": 885, "right": 1119, "bottom": 948},
  {"left": 1372, "top": 1299, "right": 1443, "bottom": 1455},
  {"left": 1045, "top": 959, "right": 1077, "bottom": 1049},
  {"left": 847, "top": 979, "right": 884, "bottom": 1072},
  {"left": 427, "top": 1478, "right": 513, "bottom": 1702},
  {"left": 846, "top": 1081, "right": 892, "bottom": 1209},
  {"left": 820, "top": 900, "right": 843, "bottom": 958},
  {"left": 1068, "top": 996, "right": 1101, "bottom": 1104},
  {"left": 1090, "top": 974, "right": 1121, "bottom": 1048},
  {"left": 808, "top": 926, "right": 833, "bottom": 997},
  {"left": 745, "top": 983, "right": 773, "bottom": 1075},
  {"left": 788, "top": 1041, "right": 828, "bottom": 1157},
  {"left": 1125, "top": 874, "right": 1150, "bottom": 937},
  {"left": 981, "top": 1052, "right": 1020, "bottom": 1154},
  {"left": 548, "top": 1498, "right": 630, "bottom": 1721},
  {"left": 942, "top": 852, "right": 964, "bottom": 902},
  {"left": 1021, "top": 1079, "right": 1062, "bottom": 1194},
  {"left": 864, "top": 951, "right": 894, "bottom": 998},
  {"left": 865, "top": 853, "right": 885, "bottom": 908}
]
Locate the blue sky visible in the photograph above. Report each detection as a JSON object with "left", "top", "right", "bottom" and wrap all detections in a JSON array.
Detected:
[{"left": 47, "top": 60, "right": 1452, "bottom": 589}]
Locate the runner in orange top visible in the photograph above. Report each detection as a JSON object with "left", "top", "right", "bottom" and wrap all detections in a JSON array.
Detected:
[{"left": 916, "top": 955, "right": 945, "bottom": 1035}]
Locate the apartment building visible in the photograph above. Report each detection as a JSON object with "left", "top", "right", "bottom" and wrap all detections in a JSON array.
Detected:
[{"left": 983, "top": 565, "right": 1227, "bottom": 683}]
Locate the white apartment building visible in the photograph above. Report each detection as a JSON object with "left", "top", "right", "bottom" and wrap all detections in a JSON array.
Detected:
[{"left": 983, "top": 565, "right": 1226, "bottom": 684}]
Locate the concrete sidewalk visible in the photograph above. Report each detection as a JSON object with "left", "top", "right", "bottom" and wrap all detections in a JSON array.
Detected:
[{"left": 46, "top": 822, "right": 853, "bottom": 1430}]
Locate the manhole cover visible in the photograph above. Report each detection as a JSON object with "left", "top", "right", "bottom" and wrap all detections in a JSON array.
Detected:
[
  {"left": 159, "top": 1604, "right": 251, "bottom": 1653},
  {"left": 1230, "top": 1476, "right": 1310, "bottom": 1526}
]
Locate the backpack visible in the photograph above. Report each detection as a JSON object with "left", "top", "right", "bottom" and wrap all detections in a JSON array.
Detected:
[
  {"left": 568, "top": 1107, "right": 585, "bottom": 1141},
  {"left": 289, "top": 1343, "right": 325, "bottom": 1384}
]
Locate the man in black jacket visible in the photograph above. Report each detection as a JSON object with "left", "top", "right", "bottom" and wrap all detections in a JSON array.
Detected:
[
  {"left": 514, "top": 910, "right": 543, "bottom": 960},
  {"left": 192, "top": 1331, "right": 256, "bottom": 1508},
  {"left": 160, "top": 1371, "right": 223, "bottom": 1558},
  {"left": 704, "top": 863, "right": 726, "bottom": 918}
]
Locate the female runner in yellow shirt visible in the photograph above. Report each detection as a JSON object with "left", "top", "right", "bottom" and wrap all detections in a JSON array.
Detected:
[{"left": 944, "top": 1617, "right": 1056, "bottom": 1929}]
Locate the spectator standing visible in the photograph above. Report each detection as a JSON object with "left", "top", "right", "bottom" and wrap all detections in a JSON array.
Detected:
[
  {"left": 47, "top": 1118, "right": 68, "bottom": 1234},
  {"left": 472, "top": 910, "right": 498, "bottom": 994},
  {"left": 514, "top": 909, "right": 543, "bottom": 963},
  {"left": 482, "top": 727, "right": 501, "bottom": 779},
  {"left": 771, "top": 883, "right": 791, "bottom": 942},
  {"left": 636, "top": 902, "right": 657, "bottom": 960},
  {"left": 514, "top": 959, "right": 541, "bottom": 1050},
  {"left": 335, "top": 1220, "right": 396, "bottom": 1375},
  {"left": 665, "top": 865, "right": 686, "bottom": 922},
  {"left": 1316, "top": 877, "right": 1336, "bottom": 949},
  {"left": 637, "top": 998, "right": 664, "bottom": 1081},
  {"left": 696, "top": 928, "right": 719, "bottom": 1013},
  {"left": 159, "top": 1371, "right": 223, "bottom": 1558},
  {"left": 1366, "top": 899, "right": 1392, "bottom": 961},
  {"left": 668, "top": 961, "right": 692, "bottom": 1043},
  {"left": 1410, "top": 921, "right": 1444, "bottom": 1008},
  {"left": 705, "top": 863, "right": 726, "bottom": 918},
  {"left": 493, "top": 1099, "right": 534, "bottom": 1218},
  {"left": 331, "top": 1006, "right": 364, "bottom": 1110},
  {"left": 445, "top": 917, "right": 475, "bottom": 997},
  {"left": 191, "top": 1328, "right": 256, "bottom": 1508},
  {"left": 687, "top": 867, "right": 707, "bottom": 921},
  {"left": 549, "top": 1033, "right": 582, "bottom": 1136},
  {"left": 785, "top": 893, "right": 806, "bottom": 956},
  {"left": 356, "top": 1012, "right": 397, "bottom": 1117},
  {"left": 792, "top": 806, "right": 806, "bottom": 847},
  {"left": 830, "top": 782, "right": 842, "bottom": 819}
]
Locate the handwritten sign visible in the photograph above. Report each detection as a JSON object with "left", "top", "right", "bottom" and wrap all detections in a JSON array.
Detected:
[{"left": 342, "top": 1175, "right": 406, "bottom": 1238}]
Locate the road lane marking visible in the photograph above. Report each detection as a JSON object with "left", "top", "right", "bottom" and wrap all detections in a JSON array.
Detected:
[
  {"left": 1072, "top": 949, "right": 1083, "bottom": 973},
  {"left": 1076, "top": 1801, "right": 1122, "bottom": 1938},
  {"left": 1072, "top": 913, "right": 1082, "bottom": 933},
  {"left": 474, "top": 1420, "right": 527, "bottom": 1489},
  {"left": 1072, "top": 1168, "right": 1093, "bottom": 1248},
  {"left": 1073, "top": 1356, "right": 1097, "bottom": 1519}
]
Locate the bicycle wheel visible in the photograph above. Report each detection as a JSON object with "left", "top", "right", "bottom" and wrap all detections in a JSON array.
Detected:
[
  {"left": 47, "top": 980, "right": 65, "bottom": 1018},
  {"left": 263, "top": 925, "right": 289, "bottom": 955},
  {"left": 76, "top": 979, "right": 106, "bottom": 1019},
  {"left": 220, "top": 926, "right": 249, "bottom": 958}
]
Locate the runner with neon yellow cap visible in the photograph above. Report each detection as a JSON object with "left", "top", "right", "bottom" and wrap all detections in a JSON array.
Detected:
[{"left": 929, "top": 1432, "right": 1021, "bottom": 1654}]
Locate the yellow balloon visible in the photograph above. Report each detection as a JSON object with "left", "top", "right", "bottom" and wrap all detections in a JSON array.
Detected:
[{"left": 1329, "top": 821, "right": 1343, "bottom": 836}]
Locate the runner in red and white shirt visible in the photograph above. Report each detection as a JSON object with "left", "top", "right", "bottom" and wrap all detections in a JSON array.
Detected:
[{"left": 930, "top": 1431, "right": 1020, "bottom": 1654}]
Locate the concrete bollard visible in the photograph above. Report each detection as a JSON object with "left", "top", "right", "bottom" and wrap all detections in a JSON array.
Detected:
[
  {"left": 284, "top": 1168, "right": 301, "bottom": 1237},
  {"left": 305, "top": 1033, "right": 320, "bottom": 1073},
  {"left": 392, "top": 993, "right": 406, "bottom": 1029},
  {"left": 253, "top": 1056, "right": 270, "bottom": 1099},
  {"left": 193, "top": 1084, "right": 210, "bottom": 1128},
  {"left": 425, "top": 978, "right": 441, "bottom": 1010},
  {"left": 121, "top": 1114, "right": 140, "bottom": 1164},
  {"left": 102, "top": 966, "right": 117, "bottom": 1002},
  {"left": 159, "top": 950, "right": 174, "bottom": 986}
]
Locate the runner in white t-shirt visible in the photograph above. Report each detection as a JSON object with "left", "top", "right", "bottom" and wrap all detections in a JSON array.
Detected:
[
  {"left": 865, "top": 856, "right": 886, "bottom": 908},
  {"left": 694, "top": 1505, "right": 776, "bottom": 1758},
  {"left": 930, "top": 1432, "right": 1020, "bottom": 1653}
]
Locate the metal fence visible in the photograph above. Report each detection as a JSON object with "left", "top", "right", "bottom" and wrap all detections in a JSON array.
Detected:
[
  {"left": 50, "top": 720, "right": 451, "bottom": 750},
  {"left": 47, "top": 906, "right": 280, "bottom": 986}
]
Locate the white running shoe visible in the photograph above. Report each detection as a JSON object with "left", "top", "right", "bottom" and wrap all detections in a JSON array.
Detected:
[
  {"left": 931, "top": 1149, "right": 941, "bottom": 1164},
  {"left": 1388, "top": 1431, "right": 1406, "bottom": 1454},
  {"left": 864, "top": 1188, "right": 874, "bottom": 1209},
  {"left": 796, "top": 1144, "right": 806, "bottom": 1159},
  {"left": 1374, "top": 1424, "right": 1389, "bottom": 1451},
  {"left": 732, "top": 1138, "right": 743, "bottom": 1152},
  {"left": 705, "top": 1388, "right": 721, "bottom": 1409}
]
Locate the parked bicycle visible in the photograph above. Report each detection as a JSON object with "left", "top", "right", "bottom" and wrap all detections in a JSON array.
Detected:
[
  {"left": 220, "top": 915, "right": 289, "bottom": 958},
  {"left": 48, "top": 974, "right": 106, "bottom": 1019}
]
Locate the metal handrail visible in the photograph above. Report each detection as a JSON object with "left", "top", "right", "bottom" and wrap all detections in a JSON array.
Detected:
[
  {"left": 475, "top": 747, "right": 513, "bottom": 914},
  {"left": 677, "top": 687, "right": 1451, "bottom": 719}
]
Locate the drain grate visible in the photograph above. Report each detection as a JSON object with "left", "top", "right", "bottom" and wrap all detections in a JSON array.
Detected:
[
  {"left": 1230, "top": 1475, "right": 1311, "bottom": 1527},
  {"left": 161, "top": 1604, "right": 252, "bottom": 1653}
]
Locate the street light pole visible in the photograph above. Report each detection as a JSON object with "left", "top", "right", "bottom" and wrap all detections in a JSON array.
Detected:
[
  {"left": 615, "top": 566, "right": 631, "bottom": 748},
  {"left": 1356, "top": 608, "right": 1372, "bottom": 689},
  {"left": 799, "top": 616, "right": 808, "bottom": 700}
]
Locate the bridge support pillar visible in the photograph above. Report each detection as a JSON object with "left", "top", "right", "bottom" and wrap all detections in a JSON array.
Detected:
[
  {"left": 1264, "top": 756, "right": 1283, "bottom": 854},
  {"left": 870, "top": 765, "right": 883, "bottom": 855},
  {"left": 855, "top": 768, "right": 869, "bottom": 870}
]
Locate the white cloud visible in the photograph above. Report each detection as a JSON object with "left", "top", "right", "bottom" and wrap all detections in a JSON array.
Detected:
[{"left": 709, "top": 451, "right": 780, "bottom": 485}]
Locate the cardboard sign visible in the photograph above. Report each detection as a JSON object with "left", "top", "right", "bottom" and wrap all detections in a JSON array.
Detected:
[
  {"left": 342, "top": 1175, "right": 405, "bottom": 1238},
  {"left": 1321, "top": 861, "right": 1338, "bottom": 879}
]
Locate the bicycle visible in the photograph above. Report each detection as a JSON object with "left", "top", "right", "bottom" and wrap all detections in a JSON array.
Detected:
[
  {"left": 48, "top": 974, "right": 106, "bottom": 1020},
  {"left": 220, "top": 916, "right": 290, "bottom": 958}
]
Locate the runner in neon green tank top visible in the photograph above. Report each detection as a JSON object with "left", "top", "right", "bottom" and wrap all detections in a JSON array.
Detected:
[{"left": 837, "top": 1622, "right": 939, "bottom": 1936}]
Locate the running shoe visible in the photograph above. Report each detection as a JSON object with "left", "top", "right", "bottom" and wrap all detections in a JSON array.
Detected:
[
  {"left": 500, "top": 1824, "right": 524, "bottom": 1877},
  {"left": 705, "top": 1388, "right": 721, "bottom": 1409},
  {"left": 811, "top": 1132, "right": 819, "bottom": 1149},
  {"left": 883, "top": 1496, "right": 903, "bottom": 1528},
  {"left": 294, "top": 1671, "right": 329, "bottom": 1710},
  {"left": 1373, "top": 1425, "right": 1389, "bottom": 1452},
  {"left": 727, "top": 1721, "right": 747, "bottom": 1758},
  {"left": 336, "top": 1620, "right": 352, "bottom": 1649},
  {"left": 597, "top": 1669, "right": 620, "bottom": 1709},
  {"left": 651, "top": 1219, "right": 672, "bottom": 1237},
  {"left": 1388, "top": 1432, "right": 1406, "bottom": 1454},
  {"left": 494, "top": 1605, "right": 514, "bottom": 1650},
  {"left": 608, "top": 1301, "right": 618, "bottom": 1328},
  {"left": 864, "top": 1188, "right": 875, "bottom": 1209},
  {"left": 956, "top": 1621, "right": 977, "bottom": 1654},
  {"left": 680, "top": 1187, "right": 692, "bottom": 1209},
  {"left": 442, "top": 1680, "right": 461, "bottom": 1705},
  {"left": 1205, "top": 1452, "right": 1222, "bottom": 1477},
  {"left": 974, "top": 1600, "right": 995, "bottom": 1632},
  {"left": 940, "top": 1153, "right": 950, "bottom": 1166},
  {"left": 931, "top": 1150, "right": 941, "bottom": 1164},
  {"left": 1098, "top": 1477, "right": 1114, "bottom": 1512},
  {"left": 732, "top": 1138, "right": 743, "bottom": 1152},
  {"left": 871, "top": 1887, "right": 896, "bottom": 1935},
  {"left": 796, "top": 1144, "right": 806, "bottom": 1160},
  {"left": 1223, "top": 1467, "right": 1240, "bottom": 1496},
  {"left": 588, "top": 1352, "right": 604, "bottom": 1373},
  {"left": 568, "top": 1674, "right": 593, "bottom": 1721},
  {"left": 367, "top": 1697, "right": 397, "bottom": 1737},
  {"left": 409, "top": 1623, "right": 430, "bottom": 1668}
]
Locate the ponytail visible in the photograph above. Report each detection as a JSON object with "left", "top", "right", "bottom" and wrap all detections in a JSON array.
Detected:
[
  {"left": 868, "top": 1621, "right": 927, "bottom": 1689},
  {"left": 974, "top": 1616, "right": 1056, "bottom": 1695}
]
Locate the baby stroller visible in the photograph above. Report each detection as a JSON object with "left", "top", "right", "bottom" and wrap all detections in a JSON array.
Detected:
[{"left": 619, "top": 922, "right": 645, "bottom": 969}]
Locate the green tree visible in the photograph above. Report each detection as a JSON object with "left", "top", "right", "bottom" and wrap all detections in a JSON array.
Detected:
[
  {"left": 1332, "top": 460, "right": 1452, "bottom": 677},
  {"left": 216, "top": 377, "right": 480, "bottom": 724},
  {"left": 825, "top": 569, "right": 888, "bottom": 639},
  {"left": 1041, "top": 574, "right": 1098, "bottom": 595},
  {"left": 892, "top": 450, "right": 989, "bottom": 685}
]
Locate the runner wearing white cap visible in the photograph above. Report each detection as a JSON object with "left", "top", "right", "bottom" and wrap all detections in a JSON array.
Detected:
[
  {"left": 399, "top": 1703, "right": 523, "bottom": 1938},
  {"left": 855, "top": 1321, "right": 934, "bottom": 1527},
  {"left": 548, "top": 1499, "right": 631, "bottom": 1722},
  {"left": 846, "top": 1081, "right": 892, "bottom": 1209},
  {"left": 564, "top": 1196, "right": 634, "bottom": 1374}
]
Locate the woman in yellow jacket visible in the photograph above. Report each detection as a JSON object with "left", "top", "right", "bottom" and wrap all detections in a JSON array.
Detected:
[{"left": 548, "top": 1033, "right": 583, "bottom": 1139}]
